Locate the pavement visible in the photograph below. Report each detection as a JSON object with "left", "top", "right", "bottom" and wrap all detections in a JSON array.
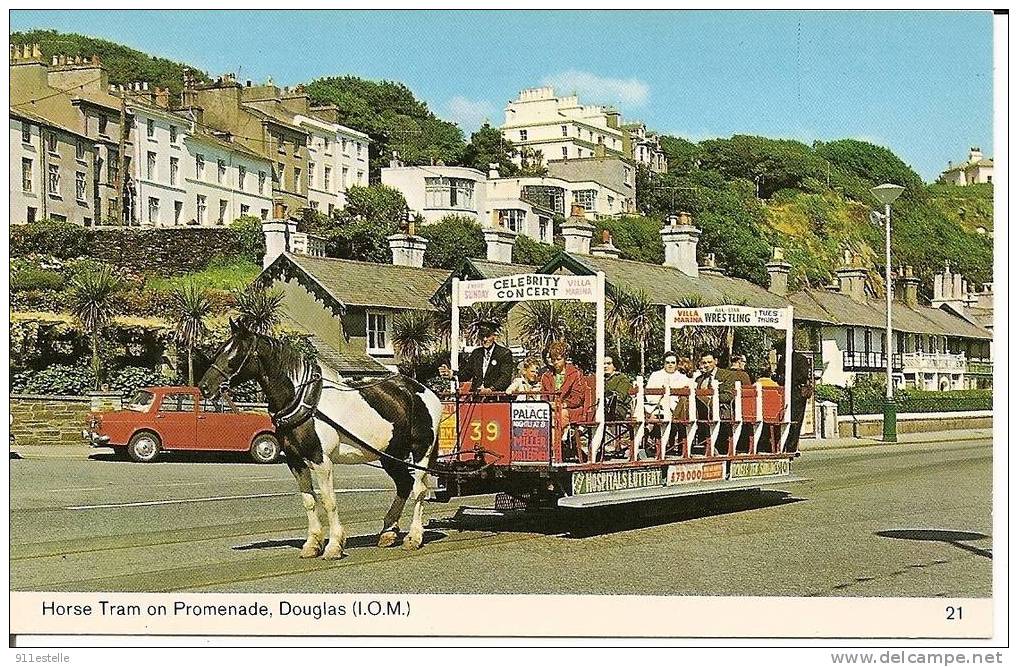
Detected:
[{"left": 10, "top": 427, "right": 994, "bottom": 460}]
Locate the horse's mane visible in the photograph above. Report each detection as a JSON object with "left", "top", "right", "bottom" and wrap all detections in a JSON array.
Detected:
[{"left": 252, "top": 332, "right": 317, "bottom": 380}]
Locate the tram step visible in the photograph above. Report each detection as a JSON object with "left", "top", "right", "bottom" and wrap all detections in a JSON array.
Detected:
[{"left": 557, "top": 474, "right": 808, "bottom": 509}]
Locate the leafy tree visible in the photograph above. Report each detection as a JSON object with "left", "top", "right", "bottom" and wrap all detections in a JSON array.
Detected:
[
  {"left": 11, "top": 30, "right": 208, "bottom": 94},
  {"left": 418, "top": 215, "right": 485, "bottom": 269},
  {"left": 232, "top": 287, "right": 284, "bottom": 335},
  {"left": 172, "top": 281, "right": 212, "bottom": 385},
  {"left": 462, "top": 123, "right": 519, "bottom": 176},
  {"left": 517, "top": 301, "right": 572, "bottom": 355},
  {"left": 513, "top": 235, "right": 560, "bottom": 267},
  {"left": 305, "top": 76, "right": 465, "bottom": 177},
  {"left": 309, "top": 185, "right": 408, "bottom": 262},
  {"left": 69, "top": 263, "right": 123, "bottom": 389},
  {"left": 519, "top": 147, "right": 548, "bottom": 176},
  {"left": 814, "top": 139, "right": 924, "bottom": 199},
  {"left": 658, "top": 135, "right": 702, "bottom": 173},
  {"left": 594, "top": 215, "right": 665, "bottom": 264},
  {"left": 698, "top": 135, "right": 827, "bottom": 198}
]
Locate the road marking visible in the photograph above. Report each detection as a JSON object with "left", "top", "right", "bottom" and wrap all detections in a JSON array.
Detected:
[{"left": 64, "top": 488, "right": 389, "bottom": 510}]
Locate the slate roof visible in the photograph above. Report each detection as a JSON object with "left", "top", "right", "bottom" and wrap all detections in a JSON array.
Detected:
[
  {"left": 550, "top": 253, "right": 988, "bottom": 340},
  {"left": 553, "top": 253, "right": 792, "bottom": 308},
  {"left": 789, "top": 289, "right": 991, "bottom": 340},
  {"left": 10, "top": 106, "right": 88, "bottom": 139},
  {"left": 268, "top": 253, "right": 450, "bottom": 311}
]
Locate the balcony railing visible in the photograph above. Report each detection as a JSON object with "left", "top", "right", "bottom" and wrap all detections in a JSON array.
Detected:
[
  {"left": 967, "top": 360, "right": 994, "bottom": 375},
  {"left": 901, "top": 352, "right": 967, "bottom": 373},
  {"left": 842, "top": 351, "right": 903, "bottom": 372}
]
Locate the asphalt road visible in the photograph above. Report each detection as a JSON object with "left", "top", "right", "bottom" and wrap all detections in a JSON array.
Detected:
[{"left": 10, "top": 437, "right": 992, "bottom": 596}]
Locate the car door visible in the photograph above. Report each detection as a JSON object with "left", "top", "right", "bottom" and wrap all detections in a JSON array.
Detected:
[
  {"left": 197, "top": 396, "right": 248, "bottom": 451},
  {"left": 154, "top": 392, "right": 198, "bottom": 449}
]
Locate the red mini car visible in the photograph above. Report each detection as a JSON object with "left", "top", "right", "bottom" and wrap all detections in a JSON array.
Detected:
[{"left": 83, "top": 387, "right": 279, "bottom": 463}]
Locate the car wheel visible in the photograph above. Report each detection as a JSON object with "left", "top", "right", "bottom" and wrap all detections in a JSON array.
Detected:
[
  {"left": 128, "top": 431, "right": 161, "bottom": 463},
  {"left": 250, "top": 434, "right": 280, "bottom": 464}
]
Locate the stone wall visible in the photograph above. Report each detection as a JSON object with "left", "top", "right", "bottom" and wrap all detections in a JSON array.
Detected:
[
  {"left": 88, "top": 228, "right": 249, "bottom": 274},
  {"left": 836, "top": 411, "right": 992, "bottom": 438},
  {"left": 10, "top": 393, "right": 121, "bottom": 446}
]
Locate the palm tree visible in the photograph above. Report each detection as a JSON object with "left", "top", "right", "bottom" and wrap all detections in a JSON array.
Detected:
[
  {"left": 671, "top": 296, "right": 723, "bottom": 361},
  {"left": 517, "top": 301, "right": 570, "bottom": 355},
  {"left": 69, "top": 263, "right": 122, "bottom": 389},
  {"left": 620, "top": 289, "right": 658, "bottom": 376},
  {"left": 172, "top": 281, "right": 212, "bottom": 385},
  {"left": 233, "top": 287, "right": 284, "bottom": 335},
  {"left": 392, "top": 310, "right": 438, "bottom": 378}
]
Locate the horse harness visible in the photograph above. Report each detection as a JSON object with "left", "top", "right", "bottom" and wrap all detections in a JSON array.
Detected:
[{"left": 269, "top": 364, "right": 490, "bottom": 476}]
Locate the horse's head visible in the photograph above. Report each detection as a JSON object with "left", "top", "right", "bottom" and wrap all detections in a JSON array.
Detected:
[{"left": 198, "top": 319, "right": 262, "bottom": 398}]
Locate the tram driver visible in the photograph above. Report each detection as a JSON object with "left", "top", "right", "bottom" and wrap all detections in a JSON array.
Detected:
[{"left": 439, "top": 319, "right": 514, "bottom": 395}]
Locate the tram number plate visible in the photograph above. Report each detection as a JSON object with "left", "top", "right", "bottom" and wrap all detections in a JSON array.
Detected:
[
  {"left": 729, "top": 459, "right": 791, "bottom": 479},
  {"left": 666, "top": 461, "right": 725, "bottom": 486},
  {"left": 572, "top": 468, "right": 664, "bottom": 495}
]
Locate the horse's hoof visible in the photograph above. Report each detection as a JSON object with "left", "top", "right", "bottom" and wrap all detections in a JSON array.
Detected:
[
  {"left": 321, "top": 545, "right": 344, "bottom": 560},
  {"left": 378, "top": 530, "right": 399, "bottom": 548},
  {"left": 299, "top": 541, "right": 324, "bottom": 558},
  {"left": 402, "top": 534, "right": 423, "bottom": 551}
]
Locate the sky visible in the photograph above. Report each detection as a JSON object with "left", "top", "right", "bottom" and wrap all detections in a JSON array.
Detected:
[{"left": 10, "top": 9, "right": 995, "bottom": 181}]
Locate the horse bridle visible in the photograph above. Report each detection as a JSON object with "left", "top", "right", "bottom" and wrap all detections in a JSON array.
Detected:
[{"left": 208, "top": 341, "right": 257, "bottom": 394}]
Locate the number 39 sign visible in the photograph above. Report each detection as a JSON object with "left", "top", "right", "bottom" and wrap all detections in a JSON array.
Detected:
[{"left": 456, "top": 403, "right": 511, "bottom": 461}]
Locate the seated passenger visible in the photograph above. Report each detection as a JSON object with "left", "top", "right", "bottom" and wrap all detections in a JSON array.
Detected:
[
  {"left": 507, "top": 357, "right": 542, "bottom": 400},
  {"left": 438, "top": 319, "right": 513, "bottom": 395},
  {"left": 603, "top": 354, "right": 633, "bottom": 420},
  {"left": 540, "top": 341, "right": 586, "bottom": 424},
  {"left": 645, "top": 351, "right": 696, "bottom": 419}
]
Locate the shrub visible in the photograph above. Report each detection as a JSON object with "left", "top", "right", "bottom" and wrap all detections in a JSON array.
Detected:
[
  {"left": 229, "top": 215, "right": 266, "bottom": 263},
  {"left": 11, "top": 363, "right": 95, "bottom": 396},
  {"left": 11, "top": 219, "right": 93, "bottom": 259},
  {"left": 11, "top": 266, "right": 66, "bottom": 292},
  {"left": 513, "top": 235, "right": 560, "bottom": 267},
  {"left": 106, "top": 365, "right": 169, "bottom": 397}
]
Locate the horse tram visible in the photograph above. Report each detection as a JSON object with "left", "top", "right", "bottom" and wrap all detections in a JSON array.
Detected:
[{"left": 430, "top": 272, "right": 804, "bottom": 513}]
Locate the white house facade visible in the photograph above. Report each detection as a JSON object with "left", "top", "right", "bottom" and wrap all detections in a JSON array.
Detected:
[
  {"left": 501, "top": 87, "right": 628, "bottom": 164},
  {"left": 381, "top": 161, "right": 633, "bottom": 243},
  {"left": 294, "top": 113, "right": 370, "bottom": 216},
  {"left": 939, "top": 147, "right": 994, "bottom": 185}
]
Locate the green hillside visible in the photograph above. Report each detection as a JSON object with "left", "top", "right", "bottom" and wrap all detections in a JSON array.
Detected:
[
  {"left": 11, "top": 29, "right": 210, "bottom": 92},
  {"left": 10, "top": 29, "right": 993, "bottom": 296}
]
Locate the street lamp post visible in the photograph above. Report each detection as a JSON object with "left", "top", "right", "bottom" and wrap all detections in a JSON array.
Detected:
[{"left": 871, "top": 183, "right": 905, "bottom": 443}]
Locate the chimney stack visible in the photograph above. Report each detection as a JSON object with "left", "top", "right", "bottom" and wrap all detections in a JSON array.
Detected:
[
  {"left": 699, "top": 253, "right": 725, "bottom": 277},
  {"left": 387, "top": 229, "right": 429, "bottom": 268},
  {"left": 483, "top": 225, "right": 516, "bottom": 264},
  {"left": 895, "top": 265, "right": 920, "bottom": 308},
  {"left": 659, "top": 211, "right": 700, "bottom": 277},
  {"left": 766, "top": 247, "right": 792, "bottom": 296},
  {"left": 834, "top": 250, "right": 868, "bottom": 303},
  {"left": 488, "top": 163, "right": 500, "bottom": 179},
  {"left": 561, "top": 205, "right": 595, "bottom": 255},
  {"left": 590, "top": 229, "right": 622, "bottom": 258}
]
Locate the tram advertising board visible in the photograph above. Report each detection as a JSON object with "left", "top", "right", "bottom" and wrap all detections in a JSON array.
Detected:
[
  {"left": 666, "top": 461, "right": 726, "bottom": 486},
  {"left": 729, "top": 458, "right": 791, "bottom": 479},
  {"left": 510, "top": 402, "right": 552, "bottom": 462},
  {"left": 456, "top": 402, "right": 512, "bottom": 462},
  {"left": 572, "top": 467, "right": 664, "bottom": 495}
]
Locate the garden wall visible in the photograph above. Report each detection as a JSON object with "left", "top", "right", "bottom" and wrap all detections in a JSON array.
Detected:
[
  {"left": 836, "top": 410, "right": 992, "bottom": 438},
  {"left": 11, "top": 225, "right": 250, "bottom": 275},
  {"left": 9, "top": 393, "right": 121, "bottom": 446}
]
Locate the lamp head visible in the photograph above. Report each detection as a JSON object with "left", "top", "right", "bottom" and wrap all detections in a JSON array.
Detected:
[{"left": 871, "top": 183, "right": 905, "bottom": 206}]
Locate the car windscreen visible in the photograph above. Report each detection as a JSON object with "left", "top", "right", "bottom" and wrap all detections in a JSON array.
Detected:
[{"left": 126, "top": 390, "right": 155, "bottom": 412}]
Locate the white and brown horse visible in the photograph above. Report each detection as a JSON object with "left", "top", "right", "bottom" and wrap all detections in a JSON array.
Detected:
[{"left": 199, "top": 320, "right": 443, "bottom": 559}]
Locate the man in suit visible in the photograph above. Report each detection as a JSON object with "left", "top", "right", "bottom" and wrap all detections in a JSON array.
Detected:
[
  {"left": 439, "top": 319, "right": 514, "bottom": 394},
  {"left": 775, "top": 349, "right": 814, "bottom": 453},
  {"left": 695, "top": 351, "right": 737, "bottom": 454}
]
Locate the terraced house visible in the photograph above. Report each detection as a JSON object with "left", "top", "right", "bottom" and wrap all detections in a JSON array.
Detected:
[
  {"left": 9, "top": 45, "right": 124, "bottom": 225},
  {"left": 187, "top": 75, "right": 311, "bottom": 215}
]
